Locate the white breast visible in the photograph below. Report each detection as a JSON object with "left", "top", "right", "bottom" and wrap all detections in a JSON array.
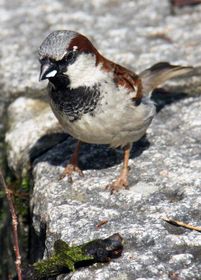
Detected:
[{"left": 50, "top": 77, "right": 155, "bottom": 148}]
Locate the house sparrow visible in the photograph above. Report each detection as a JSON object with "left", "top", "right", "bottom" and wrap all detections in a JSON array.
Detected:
[{"left": 39, "top": 30, "right": 192, "bottom": 193}]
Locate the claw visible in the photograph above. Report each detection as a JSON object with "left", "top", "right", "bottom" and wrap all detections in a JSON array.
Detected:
[
  {"left": 59, "top": 164, "right": 84, "bottom": 183},
  {"left": 105, "top": 176, "right": 129, "bottom": 194}
]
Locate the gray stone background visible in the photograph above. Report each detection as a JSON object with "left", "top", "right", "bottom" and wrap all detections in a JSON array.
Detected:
[{"left": 1, "top": 0, "right": 201, "bottom": 279}]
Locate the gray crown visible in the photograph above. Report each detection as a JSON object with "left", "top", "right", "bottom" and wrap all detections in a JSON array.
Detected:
[{"left": 39, "top": 30, "right": 77, "bottom": 61}]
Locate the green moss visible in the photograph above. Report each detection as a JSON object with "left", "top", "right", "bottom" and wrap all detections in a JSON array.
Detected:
[
  {"left": 33, "top": 240, "right": 93, "bottom": 278},
  {"left": 34, "top": 255, "right": 68, "bottom": 277},
  {"left": 14, "top": 171, "right": 31, "bottom": 218},
  {"left": 28, "top": 234, "right": 123, "bottom": 279}
]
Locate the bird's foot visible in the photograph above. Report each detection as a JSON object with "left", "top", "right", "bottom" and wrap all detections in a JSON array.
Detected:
[
  {"left": 59, "top": 164, "right": 84, "bottom": 183},
  {"left": 105, "top": 175, "right": 129, "bottom": 194}
]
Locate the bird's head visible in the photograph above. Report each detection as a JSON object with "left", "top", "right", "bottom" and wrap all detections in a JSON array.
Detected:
[{"left": 38, "top": 30, "right": 103, "bottom": 88}]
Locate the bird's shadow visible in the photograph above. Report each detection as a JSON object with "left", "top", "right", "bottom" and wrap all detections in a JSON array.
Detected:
[
  {"left": 30, "top": 89, "right": 189, "bottom": 171},
  {"left": 30, "top": 133, "right": 150, "bottom": 171},
  {"left": 151, "top": 87, "right": 187, "bottom": 113}
]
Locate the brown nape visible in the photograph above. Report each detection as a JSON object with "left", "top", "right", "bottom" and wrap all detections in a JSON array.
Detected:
[
  {"left": 68, "top": 34, "right": 99, "bottom": 55},
  {"left": 69, "top": 34, "right": 143, "bottom": 101}
]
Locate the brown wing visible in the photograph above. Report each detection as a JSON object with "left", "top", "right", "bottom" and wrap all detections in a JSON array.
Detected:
[
  {"left": 96, "top": 54, "right": 143, "bottom": 102},
  {"left": 113, "top": 63, "right": 143, "bottom": 101}
]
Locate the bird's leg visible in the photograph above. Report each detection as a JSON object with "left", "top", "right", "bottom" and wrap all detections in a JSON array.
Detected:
[
  {"left": 106, "top": 143, "right": 131, "bottom": 194},
  {"left": 60, "top": 141, "right": 84, "bottom": 182}
]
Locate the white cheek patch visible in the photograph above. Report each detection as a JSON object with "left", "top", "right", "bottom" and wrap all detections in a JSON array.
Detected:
[
  {"left": 67, "top": 54, "right": 109, "bottom": 88},
  {"left": 46, "top": 70, "right": 57, "bottom": 78}
]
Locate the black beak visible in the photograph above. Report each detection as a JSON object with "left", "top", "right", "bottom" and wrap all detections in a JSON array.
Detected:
[{"left": 39, "top": 63, "right": 58, "bottom": 81}]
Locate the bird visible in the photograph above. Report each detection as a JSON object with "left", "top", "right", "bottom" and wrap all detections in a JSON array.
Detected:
[{"left": 38, "top": 30, "right": 192, "bottom": 193}]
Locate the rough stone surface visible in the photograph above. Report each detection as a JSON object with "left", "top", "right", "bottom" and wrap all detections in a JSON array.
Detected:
[
  {"left": 0, "top": 0, "right": 201, "bottom": 101},
  {"left": 30, "top": 96, "right": 201, "bottom": 280},
  {"left": 5, "top": 97, "right": 62, "bottom": 177},
  {"left": 2, "top": 0, "right": 201, "bottom": 279}
]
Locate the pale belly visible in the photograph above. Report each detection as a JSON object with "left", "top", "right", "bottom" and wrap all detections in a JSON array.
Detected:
[{"left": 50, "top": 96, "right": 155, "bottom": 148}]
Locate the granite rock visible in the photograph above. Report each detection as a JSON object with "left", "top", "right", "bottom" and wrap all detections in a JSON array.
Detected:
[
  {"left": 5, "top": 97, "right": 63, "bottom": 177},
  {"left": 2, "top": 0, "right": 201, "bottom": 279},
  {"left": 0, "top": 0, "right": 201, "bottom": 102},
  {"left": 29, "top": 96, "right": 201, "bottom": 280}
]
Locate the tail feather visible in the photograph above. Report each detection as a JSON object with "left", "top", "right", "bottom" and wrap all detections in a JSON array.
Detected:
[{"left": 140, "top": 62, "right": 193, "bottom": 96}]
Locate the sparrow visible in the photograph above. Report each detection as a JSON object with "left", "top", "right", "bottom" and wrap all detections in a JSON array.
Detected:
[{"left": 38, "top": 30, "right": 192, "bottom": 193}]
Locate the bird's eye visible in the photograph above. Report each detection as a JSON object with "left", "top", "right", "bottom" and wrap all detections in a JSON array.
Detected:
[
  {"left": 66, "top": 51, "right": 74, "bottom": 61},
  {"left": 63, "top": 50, "right": 77, "bottom": 64}
]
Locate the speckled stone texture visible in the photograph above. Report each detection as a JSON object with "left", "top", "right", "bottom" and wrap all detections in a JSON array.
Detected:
[
  {"left": 5, "top": 97, "right": 62, "bottom": 177},
  {"left": 30, "top": 96, "right": 201, "bottom": 280},
  {"left": 2, "top": 0, "right": 201, "bottom": 279},
  {"left": 0, "top": 0, "right": 201, "bottom": 101}
]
